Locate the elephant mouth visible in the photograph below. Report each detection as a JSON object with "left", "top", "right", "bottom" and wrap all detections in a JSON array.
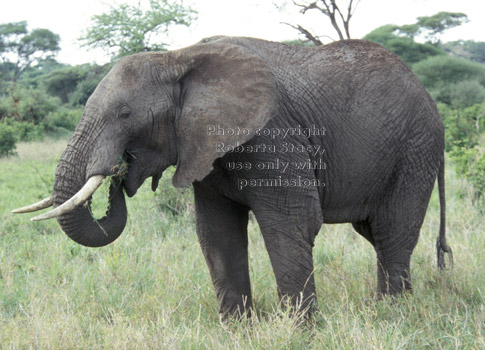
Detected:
[{"left": 118, "top": 150, "right": 163, "bottom": 197}]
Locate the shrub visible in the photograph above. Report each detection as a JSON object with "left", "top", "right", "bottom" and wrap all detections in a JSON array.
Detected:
[
  {"left": 68, "top": 63, "right": 112, "bottom": 106},
  {"left": 450, "top": 145, "right": 485, "bottom": 202},
  {"left": 43, "top": 107, "right": 82, "bottom": 132},
  {"left": 465, "top": 102, "right": 485, "bottom": 133},
  {"left": 413, "top": 55, "right": 485, "bottom": 97},
  {"left": 438, "top": 103, "right": 480, "bottom": 151},
  {"left": 155, "top": 167, "right": 193, "bottom": 216},
  {"left": 430, "top": 80, "right": 485, "bottom": 108},
  {"left": 69, "top": 78, "right": 100, "bottom": 106},
  {"left": 443, "top": 40, "right": 485, "bottom": 64},
  {"left": 0, "top": 84, "right": 61, "bottom": 124},
  {"left": 449, "top": 146, "right": 479, "bottom": 176},
  {"left": 363, "top": 25, "right": 443, "bottom": 66},
  {"left": 44, "top": 66, "right": 83, "bottom": 104},
  {"left": 0, "top": 121, "right": 17, "bottom": 156},
  {"left": 43, "top": 63, "right": 111, "bottom": 106},
  {"left": 467, "top": 152, "right": 485, "bottom": 200},
  {"left": 449, "top": 80, "right": 485, "bottom": 108},
  {"left": 0, "top": 118, "right": 44, "bottom": 142}
]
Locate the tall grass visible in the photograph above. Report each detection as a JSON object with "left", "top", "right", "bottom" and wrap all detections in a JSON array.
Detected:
[{"left": 0, "top": 139, "right": 483, "bottom": 349}]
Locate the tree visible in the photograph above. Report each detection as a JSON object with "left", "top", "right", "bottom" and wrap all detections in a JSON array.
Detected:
[
  {"left": 394, "top": 12, "right": 468, "bottom": 46},
  {"left": 0, "top": 21, "right": 60, "bottom": 81},
  {"left": 413, "top": 55, "right": 485, "bottom": 106},
  {"left": 364, "top": 25, "right": 442, "bottom": 65},
  {"left": 43, "top": 63, "right": 112, "bottom": 105},
  {"left": 280, "top": 0, "right": 362, "bottom": 45},
  {"left": 364, "top": 12, "right": 470, "bottom": 66},
  {"left": 43, "top": 66, "right": 85, "bottom": 104},
  {"left": 0, "top": 84, "right": 60, "bottom": 124},
  {"left": 444, "top": 40, "right": 485, "bottom": 64},
  {"left": 449, "top": 81, "right": 485, "bottom": 109},
  {"left": 416, "top": 12, "right": 468, "bottom": 45},
  {"left": 80, "top": 0, "right": 196, "bottom": 58},
  {"left": 413, "top": 55, "right": 485, "bottom": 90}
]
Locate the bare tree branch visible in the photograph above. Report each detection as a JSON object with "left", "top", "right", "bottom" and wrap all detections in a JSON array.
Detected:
[
  {"left": 329, "top": 0, "right": 358, "bottom": 39},
  {"left": 333, "top": 2, "right": 349, "bottom": 38},
  {"left": 281, "top": 22, "right": 324, "bottom": 45},
  {"left": 350, "top": 0, "right": 362, "bottom": 17},
  {"left": 476, "top": 110, "right": 483, "bottom": 133},
  {"left": 282, "top": 0, "right": 362, "bottom": 43},
  {"left": 294, "top": 1, "right": 326, "bottom": 15}
]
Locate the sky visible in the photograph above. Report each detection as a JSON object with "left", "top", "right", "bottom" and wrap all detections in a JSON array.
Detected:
[{"left": 1, "top": 0, "right": 484, "bottom": 65}]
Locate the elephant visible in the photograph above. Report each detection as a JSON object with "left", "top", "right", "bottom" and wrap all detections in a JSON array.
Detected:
[{"left": 14, "top": 36, "right": 453, "bottom": 319}]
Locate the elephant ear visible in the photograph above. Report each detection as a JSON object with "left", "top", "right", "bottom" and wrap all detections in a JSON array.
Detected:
[{"left": 170, "top": 41, "right": 278, "bottom": 188}]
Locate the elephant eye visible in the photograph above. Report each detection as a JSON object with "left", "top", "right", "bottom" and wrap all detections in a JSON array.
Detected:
[{"left": 118, "top": 106, "right": 131, "bottom": 119}]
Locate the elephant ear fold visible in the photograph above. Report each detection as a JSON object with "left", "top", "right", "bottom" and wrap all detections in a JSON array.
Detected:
[{"left": 171, "top": 42, "right": 278, "bottom": 188}]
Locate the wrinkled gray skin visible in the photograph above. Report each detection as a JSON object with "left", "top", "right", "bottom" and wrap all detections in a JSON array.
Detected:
[{"left": 52, "top": 37, "right": 450, "bottom": 319}]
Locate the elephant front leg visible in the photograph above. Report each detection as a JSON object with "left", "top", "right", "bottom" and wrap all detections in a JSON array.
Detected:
[
  {"left": 194, "top": 182, "right": 252, "bottom": 321},
  {"left": 253, "top": 198, "right": 323, "bottom": 316},
  {"left": 266, "top": 232, "right": 317, "bottom": 314}
]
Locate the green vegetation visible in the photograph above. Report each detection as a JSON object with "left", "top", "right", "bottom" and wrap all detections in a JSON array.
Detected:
[
  {"left": 362, "top": 12, "right": 469, "bottom": 67},
  {"left": 0, "top": 21, "right": 60, "bottom": 82},
  {"left": 413, "top": 56, "right": 485, "bottom": 106},
  {"left": 0, "top": 120, "right": 17, "bottom": 156},
  {"left": 364, "top": 24, "right": 443, "bottom": 66},
  {"left": 0, "top": 139, "right": 483, "bottom": 348},
  {"left": 444, "top": 40, "right": 485, "bottom": 64},
  {"left": 79, "top": 0, "right": 196, "bottom": 58},
  {"left": 396, "top": 12, "right": 468, "bottom": 45},
  {"left": 449, "top": 145, "right": 485, "bottom": 201}
]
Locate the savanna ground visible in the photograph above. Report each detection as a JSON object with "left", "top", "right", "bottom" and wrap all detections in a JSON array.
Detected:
[{"left": 0, "top": 138, "right": 483, "bottom": 349}]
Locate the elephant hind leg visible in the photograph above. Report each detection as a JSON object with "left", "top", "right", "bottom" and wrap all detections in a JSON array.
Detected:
[
  {"left": 375, "top": 245, "right": 414, "bottom": 296},
  {"left": 370, "top": 198, "right": 428, "bottom": 297},
  {"left": 354, "top": 217, "right": 416, "bottom": 296},
  {"left": 370, "top": 140, "right": 439, "bottom": 297}
]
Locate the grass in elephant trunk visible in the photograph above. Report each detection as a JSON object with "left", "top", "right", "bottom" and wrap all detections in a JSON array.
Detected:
[
  {"left": 0, "top": 137, "right": 484, "bottom": 349},
  {"left": 88, "top": 157, "right": 129, "bottom": 220},
  {"left": 88, "top": 181, "right": 111, "bottom": 219}
]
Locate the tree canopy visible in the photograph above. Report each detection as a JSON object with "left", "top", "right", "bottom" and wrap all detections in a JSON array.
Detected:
[
  {"left": 364, "top": 24, "right": 442, "bottom": 65},
  {"left": 395, "top": 12, "right": 468, "bottom": 46},
  {"left": 412, "top": 55, "right": 485, "bottom": 107},
  {"left": 363, "top": 12, "right": 469, "bottom": 66},
  {"left": 80, "top": 0, "right": 196, "bottom": 58},
  {"left": 444, "top": 40, "right": 485, "bottom": 64},
  {"left": 0, "top": 21, "right": 60, "bottom": 81},
  {"left": 413, "top": 55, "right": 485, "bottom": 89}
]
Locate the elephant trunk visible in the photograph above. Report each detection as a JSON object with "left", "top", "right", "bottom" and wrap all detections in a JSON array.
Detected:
[{"left": 52, "top": 144, "right": 127, "bottom": 248}]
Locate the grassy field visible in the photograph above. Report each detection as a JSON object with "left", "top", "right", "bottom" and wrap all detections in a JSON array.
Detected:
[{"left": 0, "top": 138, "right": 483, "bottom": 349}]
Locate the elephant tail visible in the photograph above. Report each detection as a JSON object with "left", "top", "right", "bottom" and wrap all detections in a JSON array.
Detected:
[{"left": 436, "top": 159, "right": 453, "bottom": 269}]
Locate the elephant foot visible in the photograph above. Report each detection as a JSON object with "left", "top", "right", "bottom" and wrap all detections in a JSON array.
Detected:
[{"left": 376, "top": 260, "right": 413, "bottom": 298}]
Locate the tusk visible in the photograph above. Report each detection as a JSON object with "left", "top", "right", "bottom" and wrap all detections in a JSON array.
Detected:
[
  {"left": 12, "top": 196, "right": 53, "bottom": 214},
  {"left": 31, "top": 175, "right": 106, "bottom": 221}
]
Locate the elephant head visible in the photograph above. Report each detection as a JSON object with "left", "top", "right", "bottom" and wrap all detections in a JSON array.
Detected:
[{"left": 14, "top": 41, "right": 277, "bottom": 247}]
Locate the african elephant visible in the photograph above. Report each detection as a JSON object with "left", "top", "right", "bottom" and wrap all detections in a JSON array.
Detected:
[{"left": 14, "top": 37, "right": 452, "bottom": 319}]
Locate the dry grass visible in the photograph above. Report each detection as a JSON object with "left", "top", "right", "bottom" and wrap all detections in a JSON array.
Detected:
[
  {"left": 15, "top": 138, "right": 68, "bottom": 162},
  {"left": 0, "top": 139, "right": 483, "bottom": 349}
]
